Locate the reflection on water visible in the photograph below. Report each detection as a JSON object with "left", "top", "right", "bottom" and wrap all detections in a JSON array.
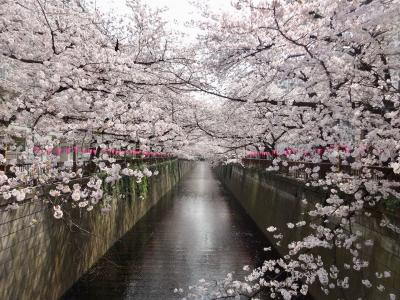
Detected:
[{"left": 63, "top": 162, "right": 273, "bottom": 299}]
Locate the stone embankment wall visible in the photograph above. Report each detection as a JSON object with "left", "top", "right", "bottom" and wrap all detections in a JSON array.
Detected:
[
  {"left": 0, "top": 159, "right": 191, "bottom": 300},
  {"left": 216, "top": 164, "right": 400, "bottom": 300}
]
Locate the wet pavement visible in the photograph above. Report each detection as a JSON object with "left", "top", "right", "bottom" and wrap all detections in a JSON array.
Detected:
[{"left": 63, "top": 162, "right": 273, "bottom": 300}]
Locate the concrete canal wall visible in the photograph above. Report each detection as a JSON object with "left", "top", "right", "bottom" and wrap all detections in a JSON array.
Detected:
[
  {"left": 216, "top": 164, "right": 400, "bottom": 300},
  {"left": 0, "top": 159, "right": 191, "bottom": 300}
]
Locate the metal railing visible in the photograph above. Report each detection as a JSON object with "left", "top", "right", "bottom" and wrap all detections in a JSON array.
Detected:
[
  {"left": 242, "top": 158, "right": 400, "bottom": 182},
  {"left": 0, "top": 157, "right": 177, "bottom": 207},
  {"left": 2, "top": 156, "right": 176, "bottom": 183}
]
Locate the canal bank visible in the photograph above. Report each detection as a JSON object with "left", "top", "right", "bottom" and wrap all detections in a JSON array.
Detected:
[
  {"left": 0, "top": 159, "right": 190, "bottom": 300},
  {"left": 216, "top": 163, "right": 400, "bottom": 300},
  {"left": 63, "top": 162, "right": 273, "bottom": 300}
]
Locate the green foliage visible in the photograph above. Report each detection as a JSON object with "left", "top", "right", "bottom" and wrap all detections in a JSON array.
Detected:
[
  {"left": 382, "top": 196, "right": 400, "bottom": 212},
  {"left": 120, "top": 175, "right": 133, "bottom": 201},
  {"left": 99, "top": 160, "right": 179, "bottom": 202},
  {"left": 136, "top": 176, "right": 148, "bottom": 199}
]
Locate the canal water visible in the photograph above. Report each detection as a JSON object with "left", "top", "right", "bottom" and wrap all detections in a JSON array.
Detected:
[{"left": 63, "top": 162, "right": 273, "bottom": 299}]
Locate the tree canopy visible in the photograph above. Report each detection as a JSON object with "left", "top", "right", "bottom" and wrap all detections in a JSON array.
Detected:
[{"left": 0, "top": 0, "right": 399, "bottom": 299}]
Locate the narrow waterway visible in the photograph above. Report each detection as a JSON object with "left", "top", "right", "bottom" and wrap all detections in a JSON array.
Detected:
[{"left": 63, "top": 162, "right": 273, "bottom": 300}]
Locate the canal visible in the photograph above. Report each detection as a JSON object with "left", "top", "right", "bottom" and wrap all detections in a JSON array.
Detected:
[{"left": 63, "top": 162, "right": 273, "bottom": 299}]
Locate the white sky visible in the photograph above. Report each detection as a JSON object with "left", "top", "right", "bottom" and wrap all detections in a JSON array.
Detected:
[
  {"left": 91, "top": 0, "right": 233, "bottom": 103},
  {"left": 93, "top": 0, "right": 233, "bottom": 36}
]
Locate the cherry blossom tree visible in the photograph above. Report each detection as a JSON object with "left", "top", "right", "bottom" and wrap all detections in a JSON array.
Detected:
[
  {"left": 1, "top": 0, "right": 400, "bottom": 298},
  {"left": 0, "top": 0, "right": 195, "bottom": 218},
  {"left": 177, "top": 0, "right": 400, "bottom": 299}
]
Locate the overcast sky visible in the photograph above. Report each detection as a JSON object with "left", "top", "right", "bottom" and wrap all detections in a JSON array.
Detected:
[
  {"left": 91, "top": 0, "right": 233, "bottom": 102},
  {"left": 94, "top": 0, "right": 233, "bottom": 27},
  {"left": 90, "top": 0, "right": 235, "bottom": 45}
]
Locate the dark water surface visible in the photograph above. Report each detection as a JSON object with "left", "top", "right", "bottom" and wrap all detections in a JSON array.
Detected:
[{"left": 63, "top": 162, "right": 273, "bottom": 300}]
